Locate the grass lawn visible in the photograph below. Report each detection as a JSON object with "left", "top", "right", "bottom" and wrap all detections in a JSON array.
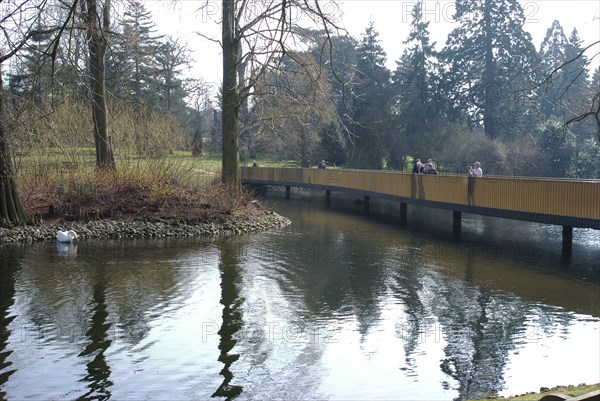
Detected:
[{"left": 469, "top": 384, "right": 600, "bottom": 401}]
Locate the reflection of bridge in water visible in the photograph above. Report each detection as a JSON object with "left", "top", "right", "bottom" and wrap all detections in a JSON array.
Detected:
[{"left": 242, "top": 167, "right": 600, "bottom": 248}]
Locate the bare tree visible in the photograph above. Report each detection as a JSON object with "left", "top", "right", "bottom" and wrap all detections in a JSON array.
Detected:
[
  {"left": 252, "top": 52, "right": 335, "bottom": 165},
  {"left": 541, "top": 40, "right": 600, "bottom": 141},
  {"left": 213, "top": 0, "right": 341, "bottom": 189},
  {"left": 0, "top": 0, "right": 78, "bottom": 225},
  {"left": 188, "top": 79, "right": 215, "bottom": 158}
]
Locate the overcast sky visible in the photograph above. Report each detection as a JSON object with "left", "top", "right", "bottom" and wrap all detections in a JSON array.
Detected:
[{"left": 148, "top": 0, "right": 600, "bottom": 88}]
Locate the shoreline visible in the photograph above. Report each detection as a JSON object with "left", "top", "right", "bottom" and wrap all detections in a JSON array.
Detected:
[
  {"left": 0, "top": 211, "right": 291, "bottom": 244},
  {"left": 471, "top": 383, "right": 600, "bottom": 401}
]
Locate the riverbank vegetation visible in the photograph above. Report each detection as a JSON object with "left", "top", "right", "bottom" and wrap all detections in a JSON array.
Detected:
[{"left": 469, "top": 383, "right": 600, "bottom": 401}]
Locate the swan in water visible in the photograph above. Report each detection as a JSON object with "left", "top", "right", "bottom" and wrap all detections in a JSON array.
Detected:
[{"left": 56, "top": 229, "right": 78, "bottom": 243}]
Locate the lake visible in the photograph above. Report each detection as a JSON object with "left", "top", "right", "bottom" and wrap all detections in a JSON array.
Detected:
[{"left": 0, "top": 190, "right": 598, "bottom": 400}]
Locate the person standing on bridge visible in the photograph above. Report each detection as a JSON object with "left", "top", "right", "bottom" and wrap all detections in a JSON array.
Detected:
[
  {"left": 423, "top": 159, "right": 436, "bottom": 173},
  {"left": 423, "top": 163, "right": 438, "bottom": 174},
  {"left": 412, "top": 159, "right": 423, "bottom": 174},
  {"left": 473, "top": 161, "right": 483, "bottom": 177},
  {"left": 318, "top": 160, "right": 327, "bottom": 169}
]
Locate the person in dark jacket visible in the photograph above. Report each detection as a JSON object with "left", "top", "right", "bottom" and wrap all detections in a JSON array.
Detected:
[
  {"left": 412, "top": 159, "right": 423, "bottom": 174},
  {"left": 423, "top": 163, "right": 437, "bottom": 174}
]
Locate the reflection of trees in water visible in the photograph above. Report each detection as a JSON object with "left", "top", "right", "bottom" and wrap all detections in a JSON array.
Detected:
[
  {"left": 346, "top": 251, "right": 387, "bottom": 339},
  {"left": 3, "top": 238, "right": 209, "bottom": 399},
  {"left": 213, "top": 240, "right": 243, "bottom": 399},
  {"left": 15, "top": 241, "right": 187, "bottom": 348},
  {"left": 78, "top": 266, "right": 113, "bottom": 400},
  {"left": 313, "top": 232, "right": 389, "bottom": 339},
  {"left": 224, "top": 233, "right": 332, "bottom": 400},
  {"left": 435, "top": 287, "right": 523, "bottom": 400},
  {"left": 0, "top": 247, "right": 22, "bottom": 398},
  {"left": 425, "top": 270, "right": 577, "bottom": 400},
  {"left": 331, "top": 235, "right": 583, "bottom": 400},
  {"left": 90, "top": 242, "right": 183, "bottom": 345},
  {"left": 387, "top": 244, "right": 430, "bottom": 373},
  {"left": 14, "top": 244, "right": 95, "bottom": 344},
  {"left": 272, "top": 201, "right": 593, "bottom": 399}
]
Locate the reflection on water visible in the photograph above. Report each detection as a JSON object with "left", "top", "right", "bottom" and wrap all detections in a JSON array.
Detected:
[
  {"left": 213, "top": 240, "right": 244, "bottom": 399},
  {"left": 78, "top": 264, "right": 112, "bottom": 400},
  {"left": 0, "top": 193, "right": 598, "bottom": 400},
  {"left": 0, "top": 247, "right": 20, "bottom": 401}
]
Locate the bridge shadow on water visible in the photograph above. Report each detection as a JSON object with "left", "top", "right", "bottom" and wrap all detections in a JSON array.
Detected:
[{"left": 258, "top": 186, "right": 600, "bottom": 285}]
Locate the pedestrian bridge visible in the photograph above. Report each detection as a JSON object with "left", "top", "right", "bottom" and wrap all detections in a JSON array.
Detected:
[{"left": 241, "top": 167, "right": 600, "bottom": 244}]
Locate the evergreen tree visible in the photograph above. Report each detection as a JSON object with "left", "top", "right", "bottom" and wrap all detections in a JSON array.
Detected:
[
  {"left": 111, "top": 0, "right": 163, "bottom": 110},
  {"left": 391, "top": 0, "right": 439, "bottom": 168},
  {"left": 441, "top": 0, "right": 540, "bottom": 140},
  {"left": 538, "top": 20, "right": 569, "bottom": 118},
  {"left": 562, "top": 30, "right": 597, "bottom": 178},
  {"left": 537, "top": 26, "right": 596, "bottom": 177},
  {"left": 7, "top": 30, "right": 55, "bottom": 105},
  {"left": 350, "top": 22, "right": 392, "bottom": 169},
  {"left": 589, "top": 66, "right": 600, "bottom": 144},
  {"left": 562, "top": 30, "right": 590, "bottom": 121},
  {"left": 154, "top": 36, "right": 191, "bottom": 114}
]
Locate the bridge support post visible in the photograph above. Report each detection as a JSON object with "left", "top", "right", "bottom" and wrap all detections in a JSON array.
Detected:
[
  {"left": 285, "top": 186, "right": 291, "bottom": 199},
  {"left": 325, "top": 189, "right": 331, "bottom": 205},
  {"left": 453, "top": 211, "right": 462, "bottom": 237},
  {"left": 400, "top": 203, "right": 407, "bottom": 226},
  {"left": 364, "top": 196, "right": 370, "bottom": 214},
  {"left": 562, "top": 225, "right": 573, "bottom": 257}
]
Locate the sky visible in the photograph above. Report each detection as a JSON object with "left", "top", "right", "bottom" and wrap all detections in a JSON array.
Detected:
[{"left": 147, "top": 0, "right": 600, "bottom": 89}]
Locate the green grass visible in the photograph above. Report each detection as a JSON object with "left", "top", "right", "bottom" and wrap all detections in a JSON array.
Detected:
[
  {"left": 468, "top": 384, "right": 600, "bottom": 401},
  {"left": 15, "top": 148, "right": 335, "bottom": 185}
]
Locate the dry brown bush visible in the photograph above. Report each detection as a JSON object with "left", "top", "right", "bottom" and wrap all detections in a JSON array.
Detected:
[{"left": 7, "top": 95, "right": 255, "bottom": 224}]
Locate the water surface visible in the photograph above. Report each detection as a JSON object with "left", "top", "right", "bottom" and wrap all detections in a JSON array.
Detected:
[{"left": 0, "top": 193, "right": 598, "bottom": 400}]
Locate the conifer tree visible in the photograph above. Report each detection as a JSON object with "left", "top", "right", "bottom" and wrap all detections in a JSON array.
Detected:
[
  {"left": 538, "top": 20, "right": 569, "bottom": 118},
  {"left": 441, "top": 0, "right": 539, "bottom": 140},
  {"left": 154, "top": 37, "right": 191, "bottom": 114},
  {"left": 391, "top": 0, "right": 439, "bottom": 167},
  {"left": 350, "top": 22, "right": 392, "bottom": 169},
  {"left": 111, "top": 0, "right": 163, "bottom": 110},
  {"left": 562, "top": 30, "right": 590, "bottom": 121},
  {"left": 7, "top": 30, "right": 55, "bottom": 104}
]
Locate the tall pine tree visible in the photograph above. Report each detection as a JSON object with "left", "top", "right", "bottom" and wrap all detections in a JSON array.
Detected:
[
  {"left": 538, "top": 20, "right": 569, "bottom": 118},
  {"left": 350, "top": 22, "right": 392, "bottom": 169},
  {"left": 111, "top": 0, "right": 163, "bottom": 110},
  {"left": 391, "top": 0, "right": 439, "bottom": 167},
  {"left": 441, "top": 0, "right": 539, "bottom": 140}
]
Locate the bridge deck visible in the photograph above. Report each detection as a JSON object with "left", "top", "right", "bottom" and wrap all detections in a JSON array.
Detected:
[{"left": 241, "top": 167, "right": 600, "bottom": 230}]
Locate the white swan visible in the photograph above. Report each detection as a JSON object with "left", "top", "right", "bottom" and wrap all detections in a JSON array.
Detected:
[{"left": 56, "top": 229, "right": 78, "bottom": 243}]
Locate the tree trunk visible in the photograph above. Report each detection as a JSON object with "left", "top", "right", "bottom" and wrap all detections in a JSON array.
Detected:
[
  {"left": 192, "top": 110, "right": 203, "bottom": 158},
  {"left": 221, "top": 0, "right": 241, "bottom": 190},
  {"left": 0, "top": 64, "right": 30, "bottom": 226},
  {"left": 86, "top": 0, "right": 115, "bottom": 169}
]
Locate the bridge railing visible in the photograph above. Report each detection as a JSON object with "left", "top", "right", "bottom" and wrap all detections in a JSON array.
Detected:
[{"left": 241, "top": 167, "right": 600, "bottom": 225}]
